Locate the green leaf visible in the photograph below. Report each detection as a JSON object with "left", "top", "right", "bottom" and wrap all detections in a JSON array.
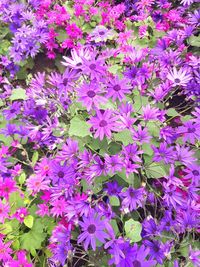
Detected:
[
  {"left": 10, "top": 88, "right": 26, "bottom": 101},
  {"left": 166, "top": 108, "right": 179, "bottom": 117},
  {"left": 56, "top": 29, "right": 67, "bottom": 43},
  {"left": 69, "top": 116, "right": 90, "bottom": 137},
  {"left": 0, "top": 223, "right": 12, "bottom": 235},
  {"left": 24, "top": 215, "right": 34, "bottom": 228},
  {"left": 145, "top": 162, "right": 168, "bottom": 178},
  {"left": 109, "top": 196, "right": 120, "bottom": 206},
  {"left": 114, "top": 130, "right": 133, "bottom": 146},
  {"left": 18, "top": 172, "right": 26, "bottom": 185},
  {"left": 32, "top": 151, "right": 39, "bottom": 166},
  {"left": 147, "top": 122, "right": 160, "bottom": 137},
  {"left": 125, "top": 219, "right": 142, "bottom": 242},
  {"left": 108, "top": 64, "right": 122, "bottom": 74},
  {"left": 188, "top": 35, "right": 200, "bottom": 47},
  {"left": 20, "top": 218, "right": 46, "bottom": 251}
]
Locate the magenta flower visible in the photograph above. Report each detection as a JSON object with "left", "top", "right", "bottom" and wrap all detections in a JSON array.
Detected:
[
  {"left": 89, "top": 109, "right": 119, "bottom": 140},
  {"left": 7, "top": 250, "right": 32, "bottom": 267},
  {"left": 12, "top": 207, "right": 28, "bottom": 223},
  {"left": 0, "top": 178, "right": 17, "bottom": 200},
  {"left": 0, "top": 199, "right": 10, "bottom": 223},
  {"left": 78, "top": 212, "right": 109, "bottom": 251},
  {"left": 77, "top": 81, "right": 107, "bottom": 111},
  {"left": 106, "top": 76, "right": 131, "bottom": 101},
  {"left": 0, "top": 238, "right": 12, "bottom": 262},
  {"left": 50, "top": 197, "right": 67, "bottom": 217}
]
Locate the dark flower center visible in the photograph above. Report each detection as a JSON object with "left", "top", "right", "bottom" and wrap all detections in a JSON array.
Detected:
[
  {"left": 63, "top": 78, "right": 68, "bottom": 86},
  {"left": 89, "top": 64, "right": 96, "bottom": 70},
  {"left": 188, "top": 127, "right": 195, "bottom": 133},
  {"left": 87, "top": 224, "right": 96, "bottom": 234},
  {"left": 99, "top": 31, "right": 105, "bottom": 36},
  {"left": 129, "top": 189, "right": 135, "bottom": 198},
  {"left": 87, "top": 90, "right": 96, "bottom": 98},
  {"left": 192, "top": 170, "right": 199, "bottom": 176},
  {"left": 132, "top": 260, "right": 141, "bottom": 267},
  {"left": 174, "top": 78, "right": 180, "bottom": 83},
  {"left": 153, "top": 245, "right": 160, "bottom": 252},
  {"left": 76, "top": 62, "right": 82, "bottom": 67},
  {"left": 113, "top": 84, "right": 121, "bottom": 91},
  {"left": 99, "top": 120, "right": 107, "bottom": 127},
  {"left": 58, "top": 171, "right": 65, "bottom": 178}
]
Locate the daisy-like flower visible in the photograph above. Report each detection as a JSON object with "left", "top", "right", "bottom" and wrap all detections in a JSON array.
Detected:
[
  {"left": 89, "top": 109, "right": 119, "bottom": 140},
  {"left": 3, "top": 101, "right": 21, "bottom": 120},
  {"left": 78, "top": 212, "right": 109, "bottom": 251},
  {"left": 0, "top": 178, "right": 17, "bottom": 200},
  {"left": 106, "top": 76, "right": 132, "bottom": 101},
  {"left": 89, "top": 25, "right": 115, "bottom": 42},
  {"left": 62, "top": 47, "right": 92, "bottom": 69},
  {"left": 175, "top": 144, "right": 196, "bottom": 165},
  {"left": 50, "top": 197, "right": 67, "bottom": 217},
  {"left": 167, "top": 67, "right": 192, "bottom": 87},
  {"left": 132, "top": 125, "right": 151, "bottom": 144},
  {"left": 26, "top": 175, "right": 50, "bottom": 194},
  {"left": 80, "top": 57, "right": 106, "bottom": 80},
  {"left": 177, "top": 121, "right": 200, "bottom": 144},
  {"left": 142, "top": 105, "right": 160, "bottom": 121},
  {"left": 152, "top": 142, "right": 174, "bottom": 164},
  {"left": 0, "top": 238, "right": 12, "bottom": 262},
  {"left": 181, "top": 0, "right": 195, "bottom": 6},
  {"left": 7, "top": 250, "right": 33, "bottom": 267},
  {"left": 77, "top": 81, "right": 107, "bottom": 111},
  {"left": 120, "top": 187, "right": 145, "bottom": 212},
  {"left": 12, "top": 207, "right": 28, "bottom": 223},
  {"left": 184, "top": 164, "right": 200, "bottom": 186},
  {"left": 0, "top": 199, "right": 10, "bottom": 223}
]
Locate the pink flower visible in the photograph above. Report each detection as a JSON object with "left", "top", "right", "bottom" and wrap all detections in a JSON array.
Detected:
[
  {"left": 0, "top": 178, "right": 17, "bottom": 200},
  {"left": 12, "top": 208, "right": 28, "bottom": 223},
  {"left": 36, "top": 203, "right": 50, "bottom": 217},
  {"left": 7, "top": 250, "right": 32, "bottom": 267},
  {"left": 50, "top": 198, "right": 67, "bottom": 217},
  {"left": 0, "top": 200, "right": 10, "bottom": 223},
  {"left": 26, "top": 175, "right": 50, "bottom": 194},
  {"left": 0, "top": 238, "right": 12, "bottom": 262}
]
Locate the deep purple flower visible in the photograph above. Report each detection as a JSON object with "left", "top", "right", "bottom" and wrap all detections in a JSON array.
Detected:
[
  {"left": 144, "top": 240, "right": 171, "bottom": 264},
  {"left": 184, "top": 164, "right": 200, "bottom": 186},
  {"left": 177, "top": 121, "right": 200, "bottom": 144},
  {"left": 105, "top": 181, "right": 122, "bottom": 196},
  {"left": 175, "top": 145, "right": 196, "bottom": 165},
  {"left": 132, "top": 125, "right": 151, "bottom": 144},
  {"left": 120, "top": 187, "right": 145, "bottom": 212},
  {"left": 105, "top": 154, "right": 123, "bottom": 174},
  {"left": 152, "top": 142, "right": 174, "bottom": 164},
  {"left": 89, "top": 109, "right": 119, "bottom": 140},
  {"left": 78, "top": 212, "right": 109, "bottom": 251},
  {"left": 49, "top": 161, "right": 76, "bottom": 186},
  {"left": 3, "top": 101, "right": 21, "bottom": 120}
]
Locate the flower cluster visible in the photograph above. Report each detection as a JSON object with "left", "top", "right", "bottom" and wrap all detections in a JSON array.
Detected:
[{"left": 0, "top": 0, "right": 199, "bottom": 266}]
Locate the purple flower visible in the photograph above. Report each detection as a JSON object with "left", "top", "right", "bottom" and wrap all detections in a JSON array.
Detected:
[
  {"left": 108, "top": 239, "right": 136, "bottom": 266},
  {"left": 120, "top": 187, "right": 145, "bottom": 212},
  {"left": 163, "top": 183, "right": 186, "bottom": 209},
  {"left": 77, "top": 81, "right": 106, "bottom": 111},
  {"left": 144, "top": 240, "right": 171, "bottom": 264},
  {"left": 106, "top": 76, "right": 132, "bottom": 101},
  {"left": 105, "top": 154, "right": 123, "bottom": 174},
  {"left": 175, "top": 145, "right": 196, "bottom": 165},
  {"left": 142, "top": 105, "right": 160, "bottom": 121},
  {"left": 177, "top": 121, "right": 200, "bottom": 144},
  {"left": 189, "top": 246, "right": 200, "bottom": 266},
  {"left": 89, "top": 109, "right": 119, "bottom": 140},
  {"left": 131, "top": 244, "right": 156, "bottom": 267},
  {"left": 80, "top": 56, "right": 106, "bottom": 80},
  {"left": 167, "top": 67, "right": 192, "bottom": 87},
  {"left": 105, "top": 181, "right": 122, "bottom": 196},
  {"left": 132, "top": 125, "right": 151, "bottom": 144},
  {"left": 184, "top": 164, "right": 200, "bottom": 186},
  {"left": 78, "top": 212, "right": 109, "bottom": 251},
  {"left": 89, "top": 25, "right": 114, "bottom": 42},
  {"left": 152, "top": 142, "right": 174, "bottom": 164},
  {"left": 49, "top": 161, "right": 76, "bottom": 186},
  {"left": 3, "top": 101, "right": 21, "bottom": 120},
  {"left": 122, "top": 144, "right": 143, "bottom": 163}
]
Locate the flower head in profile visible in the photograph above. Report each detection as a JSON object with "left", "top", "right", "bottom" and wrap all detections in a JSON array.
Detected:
[
  {"left": 78, "top": 212, "right": 109, "bottom": 251},
  {"left": 167, "top": 67, "right": 192, "bottom": 87},
  {"left": 89, "top": 109, "right": 119, "bottom": 140},
  {"left": 77, "top": 81, "right": 106, "bottom": 111}
]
